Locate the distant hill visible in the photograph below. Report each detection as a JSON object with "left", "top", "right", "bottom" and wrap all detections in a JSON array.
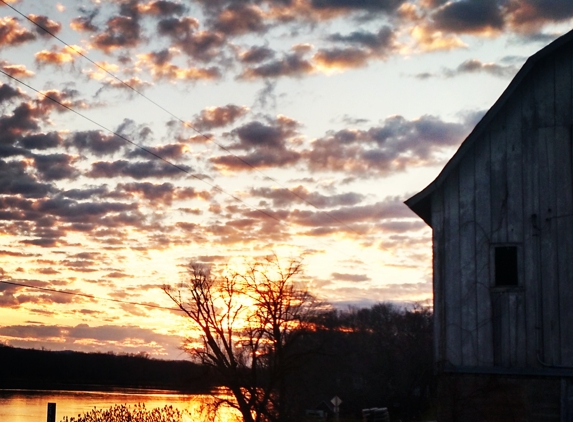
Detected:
[{"left": 0, "top": 344, "right": 215, "bottom": 392}]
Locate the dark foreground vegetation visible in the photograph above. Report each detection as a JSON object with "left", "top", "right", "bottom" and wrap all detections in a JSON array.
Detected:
[
  {"left": 0, "top": 345, "right": 214, "bottom": 392},
  {"left": 285, "top": 303, "right": 435, "bottom": 421},
  {"left": 59, "top": 404, "right": 184, "bottom": 422}
]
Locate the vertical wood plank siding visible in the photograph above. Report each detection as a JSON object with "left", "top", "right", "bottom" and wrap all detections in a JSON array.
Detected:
[
  {"left": 432, "top": 188, "right": 446, "bottom": 365},
  {"left": 433, "top": 43, "right": 573, "bottom": 369},
  {"left": 444, "top": 170, "right": 462, "bottom": 366},
  {"left": 539, "top": 126, "right": 560, "bottom": 365},
  {"left": 459, "top": 145, "right": 477, "bottom": 366},
  {"left": 556, "top": 125, "right": 573, "bottom": 365},
  {"left": 474, "top": 132, "right": 493, "bottom": 366},
  {"left": 556, "top": 44, "right": 573, "bottom": 367},
  {"left": 521, "top": 75, "right": 540, "bottom": 367}
]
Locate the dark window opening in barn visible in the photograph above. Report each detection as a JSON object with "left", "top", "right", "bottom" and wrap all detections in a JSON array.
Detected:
[{"left": 494, "top": 246, "right": 518, "bottom": 286}]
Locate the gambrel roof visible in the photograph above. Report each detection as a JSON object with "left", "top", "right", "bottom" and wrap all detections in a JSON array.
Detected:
[{"left": 405, "top": 28, "right": 573, "bottom": 227}]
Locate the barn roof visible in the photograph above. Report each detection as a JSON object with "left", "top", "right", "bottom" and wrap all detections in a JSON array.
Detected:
[{"left": 405, "top": 28, "right": 573, "bottom": 227}]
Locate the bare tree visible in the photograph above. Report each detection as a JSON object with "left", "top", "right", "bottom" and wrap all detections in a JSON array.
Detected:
[{"left": 163, "top": 255, "right": 320, "bottom": 422}]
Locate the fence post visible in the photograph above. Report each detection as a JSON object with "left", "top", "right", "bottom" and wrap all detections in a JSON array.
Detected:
[{"left": 47, "top": 402, "right": 56, "bottom": 422}]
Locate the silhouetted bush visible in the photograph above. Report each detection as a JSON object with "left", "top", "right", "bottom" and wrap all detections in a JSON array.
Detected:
[{"left": 60, "top": 403, "right": 184, "bottom": 422}]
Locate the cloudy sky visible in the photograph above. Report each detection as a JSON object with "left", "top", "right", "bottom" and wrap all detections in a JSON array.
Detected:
[{"left": 0, "top": 0, "right": 571, "bottom": 359}]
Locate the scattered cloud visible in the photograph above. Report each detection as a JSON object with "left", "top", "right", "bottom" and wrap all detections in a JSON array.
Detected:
[
  {"left": 0, "top": 0, "right": 569, "bottom": 357},
  {"left": 35, "top": 45, "right": 86, "bottom": 66},
  {"left": 211, "top": 116, "right": 302, "bottom": 170},
  {"left": 447, "top": 58, "right": 518, "bottom": 77},
  {"left": 507, "top": 0, "right": 573, "bottom": 32},
  {"left": 316, "top": 26, "right": 397, "bottom": 69},
  {"left": 0, "top": 17, "right": 36, "bottom": 48},
  {"left": 415, "top": 58, "right": 519, "bottom": 79},
  {"left": 28, "top": 14, "right": 62, "bottom": 37},
  {"left": 67, "top": 130, "right": 125, "bottom": 156},
  {"left": 251, "top": 185, "right": 365, "bottom": 209},
  {"left": 70, "top": 10, "right": 99, "bottom": 32},
  {"left": 0, "top": 323, "right": 182, "bottom": 356},
  {"left": 210, "top": 3, "right": 267, "bottom": 36},
  {"left": 0, "top": 60, "right": 34, "bottom": 78},
  {"left": 192, "top": 104, "right": 249, "bottom": 131},
  {"left": 87, "top": 160, "right": 191, "bottom": 179},
  {"left": 157, "top": 17, "right": 226, "bottom": 62},
  {"left": 304, "top": 114, "right": 472, "bottom": 176},
  {"left": 90, "top": 3, "right": 142, "bottom": 52},
  {"left": 331, "top": 272, "right": 371, "bottom": 282},
  {"left": 238, "top": 46, "right": 276, "bottom": 64},
  {"left": 410, "top": 25, "right": 467, "bottom": 51},
  {"left": 431, "top": 0, "right": 504, "bottom": 35},
  {"left": 240, "top": 46, "right": 314, "bottom": 79}
]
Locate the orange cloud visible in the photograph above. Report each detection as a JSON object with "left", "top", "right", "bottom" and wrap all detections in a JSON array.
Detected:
[
  {"left": 84, "top": 62, "right": 120, "bottom": 80},
  {"left": 506, "top": 0, "right": 573, "bottom": 32},
  {"left": 136, "top": 52, "right": 220, "bottom": 81},
  {"left": 192, "top": 104, "right": 249, "bottom": 131},
  {"left": 0, "top": 61, "right": 34, "bottom": 78},
  {"left": 35, "top": 45, "right": 86, "bottom": 65},
  {"left": 105, "top": 76, "right": 153, "bottom": 92},
  {"left": 137, "top": 1, "right": 186, "bottom": 16},
  {"left": 212, "top": 3, "right": 266, "bottom": 35},
  {"left": 0, "top": 17, "right": 36, "bottom": 47},
  {"left": 409, "top": 25, "right": 467, "bottom": 52},
  {"left": 313, "top": 48, "right": 371, "bottom": 71}
]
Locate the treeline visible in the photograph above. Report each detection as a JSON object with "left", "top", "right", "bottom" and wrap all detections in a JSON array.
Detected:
[
  {"left": 0, "top": 303, "right": 434, "bottom": 420},
  {"left": 290, "top": 303, "right": 435, "bottom": 420},
  {"left": 0, "top": 346, "right": 214, "bottom": 392}
]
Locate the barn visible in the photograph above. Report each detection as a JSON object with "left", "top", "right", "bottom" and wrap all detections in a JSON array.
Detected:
[{"left": 406, "top": 29, "right": 573, "bottom": 421}]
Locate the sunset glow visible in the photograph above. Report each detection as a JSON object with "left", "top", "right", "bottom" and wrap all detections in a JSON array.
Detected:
[{"left": 0, "top": 0, "right": 571, "bottom": 359}]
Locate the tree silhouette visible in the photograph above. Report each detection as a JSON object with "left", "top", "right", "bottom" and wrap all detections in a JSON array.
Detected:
[{"left": 163, "top": 255, "right": 321, "bottom": 422}]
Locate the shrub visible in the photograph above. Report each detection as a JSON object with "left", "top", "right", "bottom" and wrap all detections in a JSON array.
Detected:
[{"left": 60, "top": 403, "right": 185, "bottom": 422}]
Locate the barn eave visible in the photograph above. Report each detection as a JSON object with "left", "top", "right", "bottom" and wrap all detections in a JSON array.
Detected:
[{"left": 405, "top": 28, "right": 573, "bottom": 226}]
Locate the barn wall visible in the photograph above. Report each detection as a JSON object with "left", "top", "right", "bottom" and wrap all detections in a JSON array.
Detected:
[{"left": 431, "top": 42, "right": 573, "bottom": 369}]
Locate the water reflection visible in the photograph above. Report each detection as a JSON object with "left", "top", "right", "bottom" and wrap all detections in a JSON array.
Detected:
[{"left": 0, "top": 388, "right": 241, "bottom": 422}]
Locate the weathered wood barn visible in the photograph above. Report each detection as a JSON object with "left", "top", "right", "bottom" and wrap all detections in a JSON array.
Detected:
[{"left": 406, "top": 29, "right": 573, "bottom": 421}]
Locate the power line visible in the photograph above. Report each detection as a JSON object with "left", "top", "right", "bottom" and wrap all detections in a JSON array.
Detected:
[
  {"left": 0, "top": 66, "right": 367, "bottom": 268},
  {"left": 0, "top": 67, "right": 282, "bottom": 224},
  {"left": 0, "top": 279, "right": 180, "bottom": 311},
  {"left": 0, "top": 0, "right": 362, "bottom": 237}
]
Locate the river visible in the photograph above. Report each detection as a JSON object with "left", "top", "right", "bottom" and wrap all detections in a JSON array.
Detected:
[{"left": 0, "top": 388, "right": 241, "bottom": 422}]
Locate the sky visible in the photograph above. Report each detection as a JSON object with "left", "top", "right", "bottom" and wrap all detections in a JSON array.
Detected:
[{"left": 0, "top": 0, "right": 572, "bottom": 360}]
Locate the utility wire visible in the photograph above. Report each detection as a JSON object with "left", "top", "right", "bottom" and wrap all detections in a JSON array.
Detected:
[
  {"left": 0, "top": 68, "right": 281, "bottom": 224},
  {"left": 0, "top": 279, "right": 180, "bottom": 311},
  {"left": 0, "top": 0, "right": 362, "bottom": 237},
  {"left": 0, "top": 67, "right": 366, "bottom": 265}
]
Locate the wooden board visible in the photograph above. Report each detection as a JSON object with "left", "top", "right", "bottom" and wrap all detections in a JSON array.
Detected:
[
  {"left": 444, "top": 169, "right": 462, "bottom": 366},
  {"left": 520, "top": 77, "right": 540, "bottom": 367},
  {"left": 474, "top": 132, "right": 493, "bottom": 366},
  {"left": 459, "top": 144, "right": 477, "bottom": 366},
  {"left": 538, "top": 126, "right": 560, "bottom": 365},
  {"left": 432, "top": 188, "right": 446, "bottom": 365},
  {"left": 554, "top": 44, "right": 572, "bottom": 127},
  {"left": 533, "top": 58, "right": 556, "bottom": 128},
  {"left": 555, "top": 125, "right": 573, "bottom": 365},
  {"left": 489, "top": 128, "right": 507, "bottom": 244}
]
